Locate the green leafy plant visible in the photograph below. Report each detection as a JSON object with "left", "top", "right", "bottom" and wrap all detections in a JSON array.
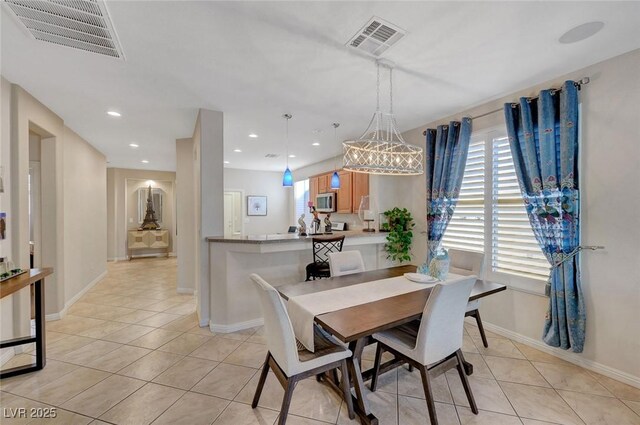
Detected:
[{"left": 382, "top": 207, "right": 414, "bottom": 263}]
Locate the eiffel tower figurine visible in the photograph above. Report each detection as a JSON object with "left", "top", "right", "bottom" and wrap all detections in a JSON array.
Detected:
[{"left": 140, "top": 185, "right": 160, "bottom": 230}]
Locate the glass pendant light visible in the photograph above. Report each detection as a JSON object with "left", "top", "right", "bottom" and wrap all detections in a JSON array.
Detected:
[
  {"left": 282, "top": 114, "right": 293, "bottom": 187},
  {"left": 330, "top": 123, "right": 341, "bottom": 189}
]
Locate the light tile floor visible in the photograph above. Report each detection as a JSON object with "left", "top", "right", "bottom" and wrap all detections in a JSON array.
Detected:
[{"left": 1, "top": 258, "right": 640, "bottom": 425}]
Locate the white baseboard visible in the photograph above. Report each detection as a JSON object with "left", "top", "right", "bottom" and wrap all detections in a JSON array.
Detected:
[
  {"left": 176, "top": 287, "right": 194, "bottom": 295},
  {"left": 481, "top": 321, "right": 640, "bottom": 389},
  {"left": 209, "top": 318, "right": 264, "bottom": 334},
  {"left": 0, "top": 348, "right": 15, "bottom": 366},
  {"left": 45, "top": 271, "right": 107, "bottom": 321},
  {"left": 108, "top": 256, "right": 128, "bottom": 262}
]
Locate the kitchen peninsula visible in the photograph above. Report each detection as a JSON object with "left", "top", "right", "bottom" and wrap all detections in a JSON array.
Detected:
[{"left": 206, "top": 231, "right": 392, "bottom": 332}]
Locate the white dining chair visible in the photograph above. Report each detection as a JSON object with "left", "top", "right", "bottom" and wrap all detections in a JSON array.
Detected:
[
  {"left": 448, "top": 248, "right": 488, "bottom": 347},
  {"left": 370, "top": 276, "right": 479, "bottom": 425},
  {"left": 328, "top": 251, "right": 365, "bottom": 277},
  {"left": 249, "top": 274, "right": 354, "bottom": 424}
]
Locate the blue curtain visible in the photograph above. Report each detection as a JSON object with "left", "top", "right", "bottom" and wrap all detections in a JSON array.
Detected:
[
  {"left": 425, "top": 118, "right": 472, "bottom": 261},
  {"left": 504, "top": 81, "right": 585, "bottom": 352}
]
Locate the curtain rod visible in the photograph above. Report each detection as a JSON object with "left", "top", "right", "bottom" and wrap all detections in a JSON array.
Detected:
[{"left": 422, "top": 77, "right": 590, "bottom": 136}]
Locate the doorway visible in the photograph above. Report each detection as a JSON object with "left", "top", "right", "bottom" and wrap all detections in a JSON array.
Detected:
[{"left": 223, "top": 190, "right": 243, "bottom": 237}]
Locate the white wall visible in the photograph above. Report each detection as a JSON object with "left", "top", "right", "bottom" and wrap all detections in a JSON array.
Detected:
[
  {"left": 0, "top": 77, "right": 15, "bottom": 364},
  {"left": 106, "top": 168, "right": 176, "bottom": 260},
  {"left": 401, "top": 49, "right": 640, "bottom": 383},
  {"left": 223, "top": 168, "right": 291, "bottom": 235},
  {"left": 62, "top": 126, "right": 107, "bottom": 304},
  {"left": 0, "top": 77, "right": 107, "bottom": 364},
  {"left": 176, "top": 138, "right": 195, "bottom": 293},
  {"left": 191, "top": 109, "right": 224, "bottom": 326}
]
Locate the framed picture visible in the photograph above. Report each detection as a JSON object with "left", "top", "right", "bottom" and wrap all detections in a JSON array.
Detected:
[
  {"left": 0, "top": 212, "right": 5, "bottom": 240},
  {"left": 247, "top": 196, "right": 267, "bottom": 216}
]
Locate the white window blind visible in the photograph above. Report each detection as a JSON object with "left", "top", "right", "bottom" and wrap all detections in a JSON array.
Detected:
[
  {"left": 294, "top": 179, "right": 309, "bottom": 226},
  {"left": 442, "top": 138, "right": 485, "bottom": 253},
  {"left": 491, "top": 136, "right": 549, "bottom": 280},
  {"left": 442, "top": 131, "right": 549, "bottom": 284}
]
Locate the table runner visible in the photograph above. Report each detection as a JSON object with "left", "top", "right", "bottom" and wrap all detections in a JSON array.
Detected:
[{"left": 287, "top": 275, "right": 437, "bottom": 352}]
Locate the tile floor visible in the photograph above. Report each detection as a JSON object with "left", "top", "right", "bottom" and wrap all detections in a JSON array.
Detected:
[{"left": 1, "top": 258, "right": 640, "bottom": 425}]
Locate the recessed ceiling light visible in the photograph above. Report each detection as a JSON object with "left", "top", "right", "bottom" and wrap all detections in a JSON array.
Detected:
[
  {"left": 223, "top": 161, "right": 230, "bottom": 164},
  {"left": 129, "top": 143, "right": 139, "bottom": 148},
  {"left": 107, "top": 110, "right": 121, "bottom": 117},
  {"left": 312, "top": 142, "right": 320, "bottom": 146},
  {"left": 288, "top": 154, "right": 296, "bottom": 158},
  {"left": 248, "top": 133, "right": 258, "bottom": 138},
  {"left": 234, "top": 149, "right": 242, "bottom": 153},
  {"left": 141, "top": 159, "right": 149, "bottom": 164},
  {"left": 559, "top": 21, "right": 604, "bottom": 44}
]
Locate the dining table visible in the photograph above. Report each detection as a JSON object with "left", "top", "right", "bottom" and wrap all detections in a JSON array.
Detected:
[{"left": 277, "top": 264, "right": 507, "bottom": 425}]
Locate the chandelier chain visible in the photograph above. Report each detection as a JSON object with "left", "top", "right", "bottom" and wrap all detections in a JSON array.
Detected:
[
  {"left": 389, "top": 67, "right": 393, "bottom": 115},
  {"left": 376, "top": 62, "right": 380, "bottom": 112}
]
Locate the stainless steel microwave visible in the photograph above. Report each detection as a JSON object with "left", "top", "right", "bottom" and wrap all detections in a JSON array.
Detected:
[{"left": 315, "top": 192, "right": 336, "bottom": 212}]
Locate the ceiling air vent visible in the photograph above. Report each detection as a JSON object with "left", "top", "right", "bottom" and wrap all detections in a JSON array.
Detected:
[
  {"left": 347, "top": 17, "right": 406, "bottom": 57},
  {"left": 264, "top": 154, "right": 280, "bottom": 159},
  {"left": 3, "top": 0, "right": 125, "bottom": 59}
]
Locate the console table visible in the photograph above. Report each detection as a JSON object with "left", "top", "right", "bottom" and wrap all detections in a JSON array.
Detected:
[
  {"left": 0, "top": 268, "right": 53, "bottom": 379},
  {"left": 127, "top": 229, "right": 170, "bottom": 260}
]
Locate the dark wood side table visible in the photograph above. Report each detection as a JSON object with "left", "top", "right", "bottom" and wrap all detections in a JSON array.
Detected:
[{"left": 0, "top": 268, "right": 53, "bottom": 379}]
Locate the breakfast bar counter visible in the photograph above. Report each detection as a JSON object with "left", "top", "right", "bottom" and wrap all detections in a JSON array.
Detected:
[{"left": 206, "top": 231, "right": 393, "bottom": 332}]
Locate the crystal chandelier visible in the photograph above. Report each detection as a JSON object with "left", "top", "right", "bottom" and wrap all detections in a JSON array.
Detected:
[{"left": 343, "top": 61, "right": 423, "bottom": 175}]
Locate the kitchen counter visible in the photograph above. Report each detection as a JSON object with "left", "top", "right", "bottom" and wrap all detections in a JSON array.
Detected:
[
  {"left": 204, "top": 229, "right": 395, "bottom": 333},
  {"left": 207, "top": 230, "right": 386, "bottom": 244}
]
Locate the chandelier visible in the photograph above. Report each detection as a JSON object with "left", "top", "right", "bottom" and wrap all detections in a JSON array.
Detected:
[{"left": 343, "top": 61, "right": 423, "bottom": 175}]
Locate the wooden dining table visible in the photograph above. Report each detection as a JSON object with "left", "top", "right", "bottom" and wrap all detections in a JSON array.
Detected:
[{"left": 277, "top": 265, "right": 507, "bottom": 425}]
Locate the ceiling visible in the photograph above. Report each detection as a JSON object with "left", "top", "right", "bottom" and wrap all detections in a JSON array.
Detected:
[{"left": 2, "top": 1, "right": 640, "bottom": 172}]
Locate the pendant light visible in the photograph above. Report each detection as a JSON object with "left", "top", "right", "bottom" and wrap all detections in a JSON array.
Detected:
[
  {"left": 282, "top": 114, "right": 293, "bottom": 187},
  {"left": 330, "top": 123, "right": 341, "bottom": 189},
  {"left": 343, "top": 60, "right": 423, "bottom": 175}
]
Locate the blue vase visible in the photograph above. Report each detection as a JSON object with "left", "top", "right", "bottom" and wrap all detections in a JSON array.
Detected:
[{"left": 429, "top": 249, "right": 450, "bottom": 280}]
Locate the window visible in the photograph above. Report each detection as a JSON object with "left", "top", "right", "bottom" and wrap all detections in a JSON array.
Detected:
[
  {"left": 442, "top": 129, "right": 549, "bottom": 283},
  {"left": 441, "top": 138, "right": 485, "bottom": 253},
  {"left": 294, "top": 179, "right": 309, "bottom": 226}
]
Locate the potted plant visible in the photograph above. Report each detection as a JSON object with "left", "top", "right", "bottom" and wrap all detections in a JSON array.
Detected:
[{"left": 382, "top": 207, "right": 414, "bottom": 263}]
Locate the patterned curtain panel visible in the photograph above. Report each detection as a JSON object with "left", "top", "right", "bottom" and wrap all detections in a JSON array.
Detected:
[
  {"left": 503, "top": 81, "right": 585, "bottom": 352},
  {"left": 425, "top": 118, "right": 472, "bottom": 261}
]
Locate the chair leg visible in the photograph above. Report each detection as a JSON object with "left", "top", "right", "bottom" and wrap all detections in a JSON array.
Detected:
[
  {"left": 473, "top": 309, "right": 489, "bottom": 348},
  {"left": 339, "top": 360, "right": 355, "bottom": 420},
  {"left": 370, "top": 343, "right": 384, "bottom": 392},
  {"left": 455, "top": 350, "right": 478, "bottom": 414},
  {"left": 252, "top": 352, "right": 271, "bottom": 408},
  {"left": 278, "top": 376, "right": 298, "bottom": 425},
  {"left": 418, "top": 365, "right": 439, "bottom": 425}
]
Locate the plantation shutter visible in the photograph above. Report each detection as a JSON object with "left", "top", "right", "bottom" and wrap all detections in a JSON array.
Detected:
[
  {"left": 491, "top": 136, "right": 549, "bottom": 280},
  {"left": 441, "top": 138, "right": 485, "bottom": 253}
]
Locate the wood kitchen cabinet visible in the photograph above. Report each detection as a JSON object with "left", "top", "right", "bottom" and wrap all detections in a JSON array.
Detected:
[
  {"left": 336, "top": 171, "right": 353, "bottom": 213},
  {"left": 352, "top": 171, "right": 370, "bottom": 213},
  {"left": 309, "top": 170, "right": 368, "bottom": 214},
  {"left": 317, "top": 174, "right": 329, "bottom": 193},
  {"left": 309, "top": 176, "right": 319, "bottom": 206}
]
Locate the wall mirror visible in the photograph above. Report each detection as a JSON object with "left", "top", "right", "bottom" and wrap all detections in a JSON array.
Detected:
[{"left": 138, "top": 187, "right": 164, "bottom": 225}]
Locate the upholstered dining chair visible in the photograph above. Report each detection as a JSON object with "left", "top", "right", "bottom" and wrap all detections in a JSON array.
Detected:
[
  {"left": 328, "top": 251, "right": 365, "bottom": 277},
  {"left": 370, "top": 276, "right": 479, "bottom": 425},
  {"left": 305, "top": 235, "right": 345, "bottom": 281},
  {"left": 448, "top": 248, "right": 488, "bottom": 347},
  {"left": 249, "top": 274, "right": 354, "bottom": 424}
]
